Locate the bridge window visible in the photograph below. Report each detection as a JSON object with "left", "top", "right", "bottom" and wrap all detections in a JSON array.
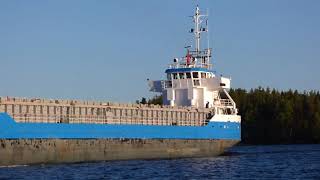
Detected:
[
  {"left": 167, "top": 74, "right": 172, "bottom": 80},
  {"left": 192, "top": 72, "right": 199, "bottom": 78},
  {"left": 179, "top": 73, "right": 185, "bottom": 79},
  {"left": 201, "top": 72, "right": 206, "bottom": 78},
  {"left": 173, "top": 73, "right": 178, "bottom": 79},
  {"left": 186, "top": 72, "right": 191, "bottom": 79}
]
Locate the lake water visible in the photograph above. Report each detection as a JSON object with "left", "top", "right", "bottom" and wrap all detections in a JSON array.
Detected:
[{"left": 0, "top": 144, "right": 320, "bottom": 179}]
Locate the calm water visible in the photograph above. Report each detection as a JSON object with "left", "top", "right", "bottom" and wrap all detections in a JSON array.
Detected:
[{"left": 0, "top": 144, "right": 320, "bottom": 179}]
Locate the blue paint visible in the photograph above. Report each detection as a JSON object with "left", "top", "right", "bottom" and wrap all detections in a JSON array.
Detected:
[
  {"left": 0, "top": 113, "right": 240, "bottom": 140},
  {"left": 165, "top": 68, "right": 215, "bottom": 74}
]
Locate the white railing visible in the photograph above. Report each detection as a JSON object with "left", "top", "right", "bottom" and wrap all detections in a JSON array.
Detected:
[
  {"left": 218, "top": 99, "right": 234, "bottom": 107},
  {"left": 168, "top": 62, "right": 213, "bottom": 70}
]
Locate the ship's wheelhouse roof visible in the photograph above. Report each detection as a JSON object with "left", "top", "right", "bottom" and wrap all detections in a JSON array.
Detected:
[{"left": 165, "top": 67, "right": 214, "bottom": 74}]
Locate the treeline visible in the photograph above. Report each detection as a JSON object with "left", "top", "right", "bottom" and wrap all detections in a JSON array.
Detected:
[
  {"left": 229, "top": 88, "right": 320, "bottom": 144},
  {"left": 136, "top": 96, "right": 162, "bottom": 105},
  {"left": 138, "top": 88, "right": 320, "bottom": 144}
]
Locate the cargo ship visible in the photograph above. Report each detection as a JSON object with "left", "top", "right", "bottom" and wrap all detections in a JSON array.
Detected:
[{"left": 0, "top": 5, "right": 241, "bottom": 166}]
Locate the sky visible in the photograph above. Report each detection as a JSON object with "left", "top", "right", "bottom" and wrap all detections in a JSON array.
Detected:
[{"left": 0, "top": 0, "right": 319, "bottom": 102}]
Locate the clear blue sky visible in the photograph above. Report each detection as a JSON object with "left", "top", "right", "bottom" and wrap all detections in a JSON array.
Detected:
[{"left": 0, "top": 0, "right": 319, "bottom": 102}]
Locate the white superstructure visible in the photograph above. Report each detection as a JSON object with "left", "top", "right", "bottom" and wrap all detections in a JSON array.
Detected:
[{"left": 149, "top": 5, "right": 241, "bottom": 123}]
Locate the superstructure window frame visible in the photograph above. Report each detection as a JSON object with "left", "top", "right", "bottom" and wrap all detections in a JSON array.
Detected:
[
  {"left": 173, "top": 73, "right": 178, "bottom": 79},
  {"left": 201, "top": 72, "right": 206, "bottom": 78},
  {"left": 192, "top": 72, "right": 199, "bottom": 79},
  {"left": 179, "top": 73, "right": 185, "bottom": 79},
  {"left": 186, "top": 72, "right": 191, "bottom": 79}
]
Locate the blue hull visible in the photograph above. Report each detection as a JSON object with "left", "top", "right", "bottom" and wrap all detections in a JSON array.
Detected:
[{"left": 0, "top": 113, "right": 241, "bottom": 140}]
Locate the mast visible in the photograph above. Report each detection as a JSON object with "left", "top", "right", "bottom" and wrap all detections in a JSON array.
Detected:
[
  {"left": 189, "top": 5, "right": 212, "bottom": 69},
  {"left": 192, "top": 5, "right": 207, "bottom": 56}
]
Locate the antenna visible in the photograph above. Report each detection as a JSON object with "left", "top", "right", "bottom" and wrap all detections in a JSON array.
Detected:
[
  {"left": 206, "top": 8, "right": 210, "bottom": 66},
  {"left": 194, "top": 5, "right": 200, "bottom": 53},
  {"left": 191, "top": 5, "right": 208, "bottom": 56},
  {"left": 186, "top": 3, "right": 213, "bottom": 69}
]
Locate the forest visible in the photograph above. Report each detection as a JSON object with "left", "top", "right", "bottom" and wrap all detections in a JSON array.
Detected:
[{"left": 138, "top": 88, "right": 320, "bottom": 144}]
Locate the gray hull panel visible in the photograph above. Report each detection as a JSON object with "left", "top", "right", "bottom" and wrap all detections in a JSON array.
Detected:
[{"left": 0, "top": 139, "right": 239, "bottom": 166}]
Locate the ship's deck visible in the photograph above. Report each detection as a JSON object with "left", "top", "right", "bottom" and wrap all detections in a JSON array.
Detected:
[{"left": 0, "top": 97, "right": 211, "bottom": 126}]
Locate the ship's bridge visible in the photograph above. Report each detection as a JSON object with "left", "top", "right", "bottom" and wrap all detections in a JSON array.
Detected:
[
  {"left": 163, "top": 67, "right": 230, "bottom": 90},
  {"left": 149, "top": 66, "right": 232, "bottom": 108},
  {"left": 165, "top": 67, "right": 215, "bottom": 80},
  {"left": 148, "top": 4, "right": 238, "bottom": 115}
]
